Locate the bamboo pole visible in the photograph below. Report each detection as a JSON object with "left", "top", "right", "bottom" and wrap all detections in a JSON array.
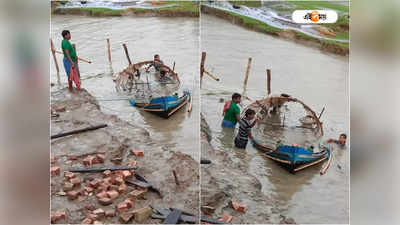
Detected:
[
  {"left": 122, "top": 43, "right": 132, "bottom": 65},
  {"left": 51, "top": 124, "right": 108, "bottom": 139},
  {"left": 172, "top": 61, "right": 175, "bottom": 71},
  {"left": 172, "top": 170, "right": 180, "bottom": 186},
  {"left": 54, "top": 50, "right": 92, "bottom": 64},
  {"left": 243, "top": 57, "right": 252, "bottom": 93},
  {"left": 204, "top": 70, "right": 220, "bottom": 81},
  {"left": 200, "top": 52, "right": 206, "bottom": 88},
  {"left": 106, "top": 39, "right": 112, "bottom": 63},
  {"left": 72, "top": 44, "right": 81, "bottom": 78},
  {"left": 50, "top": 39, "right": 61, "bottom": 86},
  {"left": 267, "top": 69, "right": 271, "bottom": 95},
  {"left": 320, "top": 149, "right": 333, "bottom": 175},
  {"left": 187, "top": 94, "right": 193, "bottom": 112},
  {"left": 318, "top": 107, "right": 325, "bottom": 119}
]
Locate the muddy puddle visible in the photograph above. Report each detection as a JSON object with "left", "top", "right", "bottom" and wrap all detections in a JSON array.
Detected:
[
  {"left": 50, "top": 15, "right": 199, "bottom": 159},
  {"left": 201, "top": 14, "right": 349, "bottom": 224}
]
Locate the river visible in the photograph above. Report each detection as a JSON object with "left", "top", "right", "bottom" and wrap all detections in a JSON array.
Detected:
[
  {"left": 50, "top": 15, "right": 200, "bottom": 160},
  {"left": 201, "top": 14, "right": 349, "bottom": 224}
]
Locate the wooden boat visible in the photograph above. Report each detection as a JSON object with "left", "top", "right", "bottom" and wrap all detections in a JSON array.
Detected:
[
  {"left": 252, "top": 141, "right": 330, "bottom": 173},
  {"left": 142, "top": 91, "right": 190, "bottom": 119}
]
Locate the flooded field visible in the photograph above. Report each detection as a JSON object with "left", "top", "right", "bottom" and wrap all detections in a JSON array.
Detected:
[
  {"left": 201, "top": 14, "right": 349, "bottom": 224},
  {"left": 51, "top": 15, "right": 199, "bottom": 159}
]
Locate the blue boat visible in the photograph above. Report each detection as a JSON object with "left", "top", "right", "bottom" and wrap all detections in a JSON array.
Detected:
[
  {"left": 142, "top": 91, "right": 191, "bottom": 119},
  {"left": 253, "top": 141, "right": 330, "bottom": 173}
]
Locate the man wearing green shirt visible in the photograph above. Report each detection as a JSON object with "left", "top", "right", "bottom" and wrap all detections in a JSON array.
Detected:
[
  {"left": 61, "top": 30, "right": 77, "bottom": 92},
  {"left": 221, "top": 93, "right": 241, "bottom": 128}
]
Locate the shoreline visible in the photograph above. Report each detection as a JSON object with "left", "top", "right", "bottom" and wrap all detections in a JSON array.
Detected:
[
  {"left": 200, "top": 113, "right": 296, "bottom": 224},
  {"left": 50, "top": 88, "right": 199, "bottom": 224},
  {"left": 201, "top": 4, "right": 349, "bottom": 56}
]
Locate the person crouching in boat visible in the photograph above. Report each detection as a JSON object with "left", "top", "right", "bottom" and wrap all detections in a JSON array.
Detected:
[
  {"left": 234, "top": 109, "right": 258, "bottom": 149},
  {"left": 145, "top": 54, "right": 165, "bottom": 73},
  {"left": 221, "top": 93, "right": 242, "bottom": 128},
  {"left": 325, "top": 133, "right": 347, "bottom": 149},
  {"left": 61, "top": 30, "right": 78, "bottom": 92}
]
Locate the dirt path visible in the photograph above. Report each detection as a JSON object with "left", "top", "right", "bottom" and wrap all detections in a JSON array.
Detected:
[{"left": 50, "top": 88, "right": 199, "bottom": 224}]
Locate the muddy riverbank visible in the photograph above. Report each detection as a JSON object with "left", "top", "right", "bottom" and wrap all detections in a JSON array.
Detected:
[
  {"left": 200, "top": 4, "right": 348, "bottom": 56},
  {"left": 200, "top": 114, "right": 296, "bottom": 224},
  {"left": 50, "top": 88, "right": 199, "bottom": 224}
]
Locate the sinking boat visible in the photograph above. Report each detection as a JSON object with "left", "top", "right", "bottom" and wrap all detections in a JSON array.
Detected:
[
  {"left": 244, "top": 95, "right": 327, "bottom": 173},
  {"left": 252, "top": 141, "right": 330, "bottom": 173},
  {"left": 115, "top": 60, "right": 189, "bottom": 118}
]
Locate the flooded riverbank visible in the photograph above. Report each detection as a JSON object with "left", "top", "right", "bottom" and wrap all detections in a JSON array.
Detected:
[
  {"left": 200, "top": 14, "right": 349, "bottom": 224},
  {"left": 51, "top": 15, "right": 199, "bottom": 159}
]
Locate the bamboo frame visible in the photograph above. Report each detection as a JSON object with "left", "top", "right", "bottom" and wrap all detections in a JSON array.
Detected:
[{"left": 53, "top": 50, "right": 92, "bottom": 64}]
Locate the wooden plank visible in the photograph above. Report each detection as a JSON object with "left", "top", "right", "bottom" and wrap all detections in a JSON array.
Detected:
[
  {"left": 200, "top": 52, "right": 206, "bottom": 88},
  {"left": 106, "top": 38, "right": 112, "bottom": 63},
  {"left": 122, "top": 43, "right": 132, "bottom": 65},
  {"left": 69, "top": 166, "right": 137, "bottom": 173},
  {"left": 243, "top": 57, "right": 252, "bottom": 93},
  {"left": 51, "top": 124, "right": 107, "bottom": 139},
  {"left": 267, "top": 69, "right": 271, "bottom": 95}
]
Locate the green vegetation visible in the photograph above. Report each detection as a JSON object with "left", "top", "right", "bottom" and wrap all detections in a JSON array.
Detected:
[
  {"left": 288, "top": 1, "right": 349, "bottom": 13},
  {"left": 226, "top": 11, "right": 282, "bottom": 34},
  {"left": 156, "top": 1, "right": 199, "bottom": 13},
  {"left": 83, "top": 7, "right": 122, "bottom": 16},
  {"left": 228, "top": 1, "right": 262, "bottom": 8}
]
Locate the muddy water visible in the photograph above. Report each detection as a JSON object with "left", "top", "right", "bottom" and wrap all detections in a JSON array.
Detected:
[
  {"left": 201, "top": 14, "right": 349, "bottom": 224},
  {"left": 50, "top": 15, "right": 199, "bottom": 159}
]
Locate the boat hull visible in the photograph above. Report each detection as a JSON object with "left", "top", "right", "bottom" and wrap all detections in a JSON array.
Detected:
[
  {"left": 253, "top": 142, "right": 329, "bottom": 173},
  {"left": 143, "top": 93, "right": 189, "bottom": 119}
]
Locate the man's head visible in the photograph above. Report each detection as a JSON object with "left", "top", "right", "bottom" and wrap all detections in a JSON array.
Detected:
[
  {"left": 232, "top": 93, "right": 241, "bottom": 104},
  {"left": 61, "top": 30, "right": 71, "bottom": 40},
  {"left": 245, "top": 108, "right": 256, "bottom": 120},
  {"left": 338, "top": 133, "right": 347, "bottom": 145},
  {"left": 154, "top": 54, "right": 160, "bottom": 61}
]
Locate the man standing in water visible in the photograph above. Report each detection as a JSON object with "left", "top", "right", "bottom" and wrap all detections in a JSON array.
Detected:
[
  {"left": 325, "top": 133, "right": 347, "bottom": 149},
  {"left": 61, "top": 30, "right": 78, "bottom": 92},
  {"left": 221, "top": 93, "right": 242, "bottom": 128},
  {"left": 235, "top": 108, "right": 258, "bottom": 149}
]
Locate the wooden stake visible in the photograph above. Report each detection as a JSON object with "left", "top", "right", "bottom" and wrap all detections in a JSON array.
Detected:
[
  {"left": 204, "top": 70, "right": 220, "bottom": 81},
  {"left": 106, "top": 38, "right": 112, "bottom": 63},
  {"left": 267, "top": 69, "right": 271, "bottom": 95},
  {"left": 200, "top": 52, "right": 206, "bottom": 88},
  {"left": 172, "top": 170, "right": 180, "bottom": 186},
  {"left": 320, "top": 150, "right": 333, "bottom": 175},
  {"left": 187, "top": 94, "right": 193, "bottom": 112},
  {"left": 50, "top": 39, "right": 61, "bottom": 86},
  {"left": 122, "top": 43, "right": 132, "bottom": 65},
  {"left": 172, "top": 61, "right": 175, "bottom": 72},
  {"left": 72, "top": 44, "right": 81, "bottom": 78},
  {"left": 243, "top": 57, "right": 252, "bottom": 93}
]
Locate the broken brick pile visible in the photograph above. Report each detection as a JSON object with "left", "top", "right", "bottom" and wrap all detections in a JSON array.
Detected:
[{"left": 51, "top": 148, "right": 152, "bottom": 224}]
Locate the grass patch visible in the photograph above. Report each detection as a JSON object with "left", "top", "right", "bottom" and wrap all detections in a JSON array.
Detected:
[
  {"left": 288, "top": 1, "right": 349, "bottom": 13},
  {"left": 228, "top": 1, "right": 262, "bottom": 8},
  {"left": 81, "top": 7, "right": 122, "bottom": 16},
  {"left": 226, "top": 11, "right": 282, "bottom": 34},
  {"left": 159, "top": 1, "right": 199, "bottom": 13}
]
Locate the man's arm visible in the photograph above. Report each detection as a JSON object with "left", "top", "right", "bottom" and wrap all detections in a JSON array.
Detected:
[
  {"left": 248, "top": 130, "right": 255, "bottom": 141},
  {"left": 64, "top": 49, "right": 74, "bottom": 66},
  {"left": 250, "top": 118, "right": 258, "bottom": 128},
  {"left": 235, "top": 114, "right": 241, "bottom": 122}
]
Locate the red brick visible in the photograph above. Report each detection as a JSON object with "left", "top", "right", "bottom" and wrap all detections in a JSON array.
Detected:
[
  {"left": 96, "top": 191, "right": 107, "bottom": 199},
  {"left": 70, "top": 177, "right": 81, "bottom": 187},
  {"left": 231, "top": 201, "right": 247, "bottom": 212},
  {"left": 109, "top": 185, "right": 119, "bottom": 192},
  {"left": 98, "top": 182, "right": 111, "bottom": 192},
  {"left": 103, "top": 170, "right": 112, "bottom": 177},
  {"left": 116, "top": 202, "right": 128, "bottom": 212},
  {"left": 124, "top": 198, "right": 134, "bottom": 208},
  {"left": 64, "top": 171, "right": 76, "bottom": 180},
  {"left": 89, "top": 179, "right": 102, "bottom": 188},
  {"left": 131, "top": 149, "right": 144, "bottom": 157},
  {"left": 87, "top": 214, "right": 98, "bottom": 221},
  {"left": 105, "top": 209, "right": 116, "bottom": 217},
  {"left": 68, "top": 155, "right": 78, "bottom": 160},
  {"left": 67, "top": 190, "right": 79, "bottom": 200},
  {"left": 63, "top": 182, "right": 74, "bottom": 191},
  {"left": 96, "top": 154, "right": 105, "bottom": 163},
  {"left": 50, "top": 167, "right": 60, "bottom": 176},
  {"left": 220, "top": 213, "right": 233, "bottom": 223},
  {"left": 114, "top": 177, "right": 124, "bottom": 185},
  {"left": 98, "top": 197, "right": 113, "bottom": 206},
  {"left": 85, "top": 204, "right": 96, "bottom": 211},
  {"left": 107, "top": 190, "right": 119, "bottom": 200},
  {"left": 83, "top": 155, "right": 96, "bottom": 166},
  {"left": 51, "top": 210, "right": 66, "bottom": 223},
  {"left": 81, "top": 217, "right": 92, "bottom": 224},
  {"left": 118, "top": 183, "right": 127, "bottom": 194},
  {"left": 103, "top": 177, "right": 113, "bottom": 185},
  {"left": 51, "top": 156, "right": 56, "bottom": 164},
  {"left": 121, "top": 170, "right": 132, "bottom": 178},
  {"left": 85, "top": 186, "right": 94, "bottom": 193},
  {"left": 55, "top": 105, "right": 66, "bottom": 112},
  {"left": 93, "top": 208, "right": 105, "bottom": 217}
]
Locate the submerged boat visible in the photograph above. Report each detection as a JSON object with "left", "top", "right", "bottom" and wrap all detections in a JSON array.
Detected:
[
  {"left": 115, "top": 60, "right": 189, "bottom": 118},
  {"left": 252, "top": 141, "right": 330, "bottom": 173},
  {"left": 142, "top": 91, "right": 190, "bottom": 119}
]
